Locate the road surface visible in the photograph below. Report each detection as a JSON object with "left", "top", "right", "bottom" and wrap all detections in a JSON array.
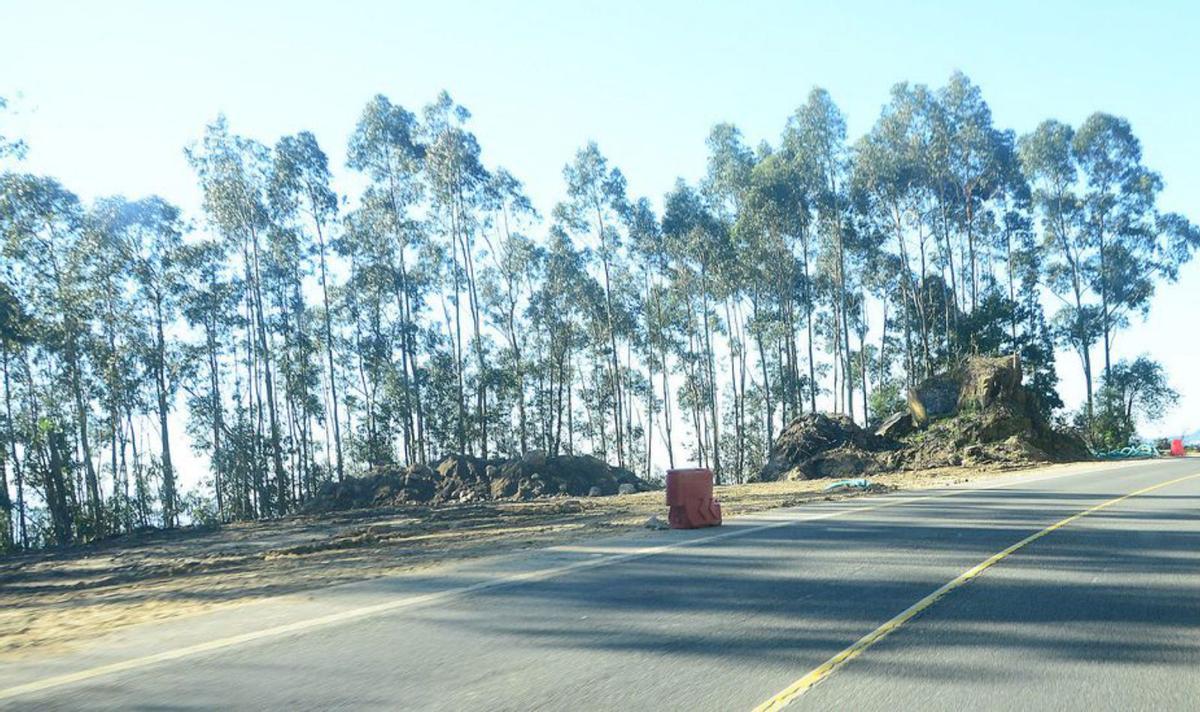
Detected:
[{"left": 2, "top": 458, "right": 1198, "bottom": 710}]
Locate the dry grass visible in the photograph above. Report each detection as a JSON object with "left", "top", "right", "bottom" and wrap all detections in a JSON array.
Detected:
[{"left": 0, "top": 461, "right": 1074, "bottom": 660}]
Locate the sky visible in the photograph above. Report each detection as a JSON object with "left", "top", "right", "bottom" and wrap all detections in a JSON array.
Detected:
[{"left": 2, "top": 0, "right": 1198, "bottom": 467}]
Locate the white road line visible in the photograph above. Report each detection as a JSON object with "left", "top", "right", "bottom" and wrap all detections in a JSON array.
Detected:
[{"left": 0, "top": 460, "right": 1161, "bottom": 702}]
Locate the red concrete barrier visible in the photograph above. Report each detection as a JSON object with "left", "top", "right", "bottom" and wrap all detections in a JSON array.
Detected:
[
  {"left": 666, "top": 468, "right": 722, "bottom": 529},
  {"left": 1170, "top": 439, "right": 1185, "bottom": 457}
]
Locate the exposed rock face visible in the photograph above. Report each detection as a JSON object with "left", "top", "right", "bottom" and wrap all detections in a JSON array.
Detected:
[
  {"left": 908, "top": 354, "right": 1025, "bottom": 425},
  {"left": 907, "top": 374, "right": 961, "bottom": 426},
  {"left": 875, "top": 412, "right": 914, "bottom": 440},
  {"left": 307, "top": 452, "right": 654, "bottom": 512},
  {"left": 757, "top": 354, "right": 1089, "bottom": 482}
]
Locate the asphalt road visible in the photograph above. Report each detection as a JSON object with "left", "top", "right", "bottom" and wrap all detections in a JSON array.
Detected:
[{"left": 4, "top": 458, "right": 1198, "bottom": 711}]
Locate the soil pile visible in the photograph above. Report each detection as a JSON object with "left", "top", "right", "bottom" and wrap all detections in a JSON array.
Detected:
[
  {"left": 755, "top": 354, "right": 1090, "bottom": 481},
  {"left": 754, "top": 413, "right": 901, "bottom": 482},
  {"left": 306, "top": 452, "right": 653, "bottom": 512}
]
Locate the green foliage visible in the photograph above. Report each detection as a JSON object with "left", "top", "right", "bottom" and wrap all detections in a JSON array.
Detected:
[{"left": 1, "top": 76, "right": 1195, "bottom": 551}]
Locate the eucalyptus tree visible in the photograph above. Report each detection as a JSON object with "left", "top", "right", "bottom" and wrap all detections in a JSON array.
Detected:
[
  {"left": 272, "top": 131, "right": 344, "bottom": 481},
  {"left": 85, "top": 200, "right": 137, "bottom": 531},
  {"left": 528, "top": 226, "right": 590, "bottom": 456},
  {"left": 854, "top": 85, "right": 926, "bottom": 383},
  {"left": 784, "top": 89, "right": 856, "bottom": 421},
  {"left": 347, "top": 95, "right": 427, "bottom": 462},
  {"left": 662, "top": 180, "right": 728, "bottom": 480},
  {"left": 1018, "top": 120, "right": 1099, "bottom": 423},
  {"left": 338, "top": 205, "right": 402, "bottom": 466},
  {"left": 1072, "top": 113, "right": 1177, "bottom": 384},
  {"left": 938, "top": 72, "right": 1008, "bottom": 313},
  {"left": 91, "top": 196, "right": 187, "bottom": 527},
  {"left": 556, "top": 142, "right": 632, "bottom": 468},
  {"left": 421, "top": 92, "right": 492, "bottom": 457},
  {"left": 187, "top": 117, "right": 290, "bottom": 515},
  {"left": 0, "top": 280, "right": 26, "bottom": 549},
  {"left": 626, "top": 195, "right": 675, "bottom": 473},
  {"left": 480, "top": 168, "right": 539, "bottom": 455},
  {"left": 703, "top": 123, "right": 756, "bottom": 479},
  {"left": 0, "top": 174, "right": 104, "bottom": 537},
  {"left": 738, "top": 150, "right": 813, "bottom": 429},
  {"left": 178, "top": 239, "right": 243, "bottom": 518}
]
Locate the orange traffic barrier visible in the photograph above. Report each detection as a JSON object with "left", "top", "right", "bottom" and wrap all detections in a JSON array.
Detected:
[
  {"left": 666, "top": 468, "right": 722, "bottom": 529},
  {"left": 1171, "top": 439, "right": 1186, "bottom": 457}
]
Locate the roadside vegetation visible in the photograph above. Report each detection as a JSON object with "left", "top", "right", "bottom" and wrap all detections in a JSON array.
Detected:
[{"left": 0, "top": 73, "right": 1196, "bottom": 552}]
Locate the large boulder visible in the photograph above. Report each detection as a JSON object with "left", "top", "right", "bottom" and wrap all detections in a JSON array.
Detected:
[
  {"left": 875, "top": 412, "right": 914, "bottom": 440},
  {"left": 899, "top": 353, "right": 1090, "bottom": 468},
  {"left": 754, "top": 354, "right": 1090, "bottom": 483},
  {"left": 908, "top": 354, "right": 1024, "bottom": 426}
]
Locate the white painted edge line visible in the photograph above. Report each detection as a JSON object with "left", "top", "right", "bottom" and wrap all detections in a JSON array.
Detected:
[{"left": 0, "top": 459, "right": 1167, "bottom": 701}]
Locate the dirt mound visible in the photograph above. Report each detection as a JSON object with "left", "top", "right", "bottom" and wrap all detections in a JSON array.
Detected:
[
  {"left": 756, "top": 354, "right": 1089, "bottom": 481},
  {"left": 754, "top": 413, "right": 900, "bottom": 482},
  {"left": 306, "top": 452, "right": 653, "bottom": 512},
  {"left": 900, "top": 354, "right": 1089, "bottom": 468}
]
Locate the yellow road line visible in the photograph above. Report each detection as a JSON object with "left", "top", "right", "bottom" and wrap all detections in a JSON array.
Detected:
[
  {"left": 0, "top": 461, "right": 1147, "bottom": 702},
  {"left": 752, "top": 470, "right": 1200, "bottom": 712}
]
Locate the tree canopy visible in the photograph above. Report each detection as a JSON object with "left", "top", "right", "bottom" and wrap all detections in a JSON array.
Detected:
[{"left": 0, "top": 78, "right": 1195, "bottom": 551}]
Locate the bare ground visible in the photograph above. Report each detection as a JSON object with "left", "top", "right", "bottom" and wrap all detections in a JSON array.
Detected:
[{"left": 0, "top": 462, "right": 1097, "bottom": 660}]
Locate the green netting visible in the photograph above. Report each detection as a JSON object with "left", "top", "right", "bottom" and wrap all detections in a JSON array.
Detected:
[{"left": 1090, "top": 442, "right": 1158, "bottom": 459}]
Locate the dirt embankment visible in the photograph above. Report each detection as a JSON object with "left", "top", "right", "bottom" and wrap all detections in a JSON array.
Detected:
[
  {"left": 307, "top": 451, "right": 653, "bottom": 511},
  {"left": 0, "top": 355, "right": 1094, "bottom": 662},
  {"left": 755, "top": 354, "right": 1091, "bottom": 482},
  {"left": 0, "top": 465, "right": 1039, "bottom": 661}
]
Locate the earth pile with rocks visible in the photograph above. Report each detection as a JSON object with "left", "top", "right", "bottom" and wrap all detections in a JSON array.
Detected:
[
  {"left": 306, "top": 451, "right": 653, "bottom": 512},
  {"left": 901, "top": 354, "right": 1090, "bottom": 467},
  {"left": 755, "top": 354, "right": 1090, "bottom": 482},
  {"left": 755, "top": 413, "right": 902, "bottom": 482}
]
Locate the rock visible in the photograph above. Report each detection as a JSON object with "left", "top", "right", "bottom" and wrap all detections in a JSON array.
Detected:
[
  {"left": 875, "top": 412, "right": 914, "bottom": 440},
  {"left": 959, "top": 353, "right": 1023, "bottom": 411},
  {"left": 908, "top": 354, "right": 1025, "bottom": 427},
  {"left": 587, "top": 486, "right": 603, "bottom": 497},
  {"left": 617, "top": 483, "right": 637, "bottom": 495},
  {"left": 644, "top": 515, "right": 669, "bottom": 530},
  {"left": 907, "top": 374, "right": 960, "bottom": 426},
  {"left": 521, "top": 449, "right": 548, "bottom": 467},
  {"left": 755, "top": 353, "right": 1091, "bottom": 485}
]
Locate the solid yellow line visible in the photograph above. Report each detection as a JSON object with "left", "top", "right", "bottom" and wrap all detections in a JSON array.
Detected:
[
  {"left": 0, "top": 461, "right": 1142, "bottom": 703},
  {"left": 752, "top": 470, "right": 1200, "bottom": 712}
]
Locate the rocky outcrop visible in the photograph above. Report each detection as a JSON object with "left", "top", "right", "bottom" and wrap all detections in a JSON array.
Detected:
[
  {"left": 875, "top": 412, "right": 914, "bottom": 440},
  {"left": 756, "top": 354, "right": 1089, "bottom": 481},
  {"left": 900, "top": 354, "right": 1089, "bottom": 468},
  {"left": 907, "top": 354, "right": 1024, "bottom": 425}
]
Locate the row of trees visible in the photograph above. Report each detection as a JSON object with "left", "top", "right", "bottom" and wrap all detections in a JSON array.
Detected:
[{"left": 1, "top": 73, "right": 1195, "bottom": 549}]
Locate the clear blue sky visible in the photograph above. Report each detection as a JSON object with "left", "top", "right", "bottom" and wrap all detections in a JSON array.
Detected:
[{"left": 3, "top": 0, "right": 1198, "bottom": 438}]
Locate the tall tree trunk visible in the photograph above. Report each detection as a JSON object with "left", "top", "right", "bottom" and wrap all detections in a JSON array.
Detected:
[
  {"left": 312, "top": 212, "right": 344, "bottom": 482},
  {"left": 154, "top": 298, "right": 178, "bottom": 527},
  {"left": 247, "top": 231, "right": 288, "bottom": 515},
  {"left": 3, "top": 348, "right": 27, "bottom": 547}
]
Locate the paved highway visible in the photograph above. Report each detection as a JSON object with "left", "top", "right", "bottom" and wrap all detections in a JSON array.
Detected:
[{"left": 3, "top": 458, "right": 1198, "bottom": 710}]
